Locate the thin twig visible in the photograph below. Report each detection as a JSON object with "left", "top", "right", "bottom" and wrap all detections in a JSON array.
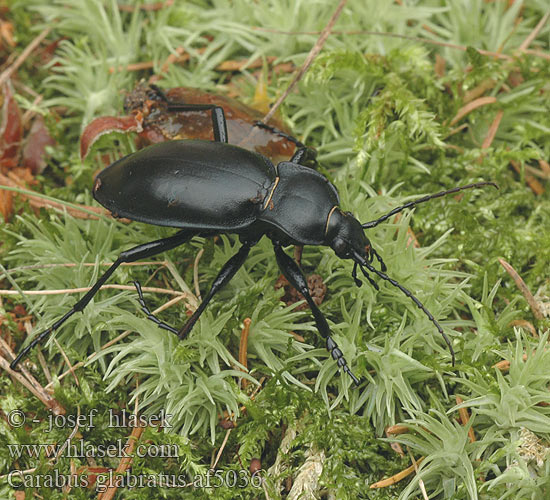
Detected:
[
  {"left": 261, "top": 0, "right": 348, "bottom": 125},
  {"left": 0, "top": 334, "right": 64, "bottom": 412},
  {"left": 53, "top": 338, "right": 79, "bottom": 386},
  {"left": 0, "top": 27, "right": 51, "bottom": 87},
  {"left": 211, "top": 429, "right": 232, "bottom": 470},
  {"left": 0, "top": 284, "right": 187, "bottom": 297},
  {"left": 118, "top": 0, "right": 174, "bottom": 12},
  {"left": 5, "top": 260, "right": 168, "bottom": 274},
  {"left": 0, "top": 353, "right": 65, "bottom": 413},
  {"left": 523, "top": 48, "right": 550, "bottom": 60},
  {"left": 193, "top": 248, "right": 204, "bottom": 301}
]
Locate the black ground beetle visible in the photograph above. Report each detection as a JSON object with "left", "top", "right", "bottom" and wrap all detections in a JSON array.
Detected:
[{"left": 10, "top": 102, "right": 496, "bottom": 385}]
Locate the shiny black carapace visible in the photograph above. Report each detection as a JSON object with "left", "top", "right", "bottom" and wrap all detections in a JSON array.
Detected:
[{"left": 10, "top": 102, "right": 496, "bottom": 385}]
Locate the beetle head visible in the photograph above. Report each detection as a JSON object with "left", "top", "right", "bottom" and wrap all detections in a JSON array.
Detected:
[
  {"left": 327, "top": 209, "right": 371, "bottom": 261},
  {"left": 326, "top": 208, "right": 387, "bottom": 286}
]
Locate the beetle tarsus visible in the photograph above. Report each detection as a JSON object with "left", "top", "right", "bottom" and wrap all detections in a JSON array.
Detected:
[
  {"left": 327, "top": 336, "right": 361, "bottom": 386},
  {"left": 132, "top": 280, "right": 178, "bottom": 334}
]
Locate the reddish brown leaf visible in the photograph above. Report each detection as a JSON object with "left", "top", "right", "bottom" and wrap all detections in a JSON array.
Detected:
[
  {"left": 22, "top": 115, "right": 56, "bottom": 174},
  {"left": 0, "top": 81, "right": 23, "bottom": 167},
  {"left": 80, "top": 113, "right": 144, "bottom": 160}
]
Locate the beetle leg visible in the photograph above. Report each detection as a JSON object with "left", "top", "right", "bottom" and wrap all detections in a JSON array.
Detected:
[
  {"left": 370, "top": 247, "right": 387, "bottom": 272},
  {"left": 272, "top": 243, "right": 360, "bottom": 386},
  {"left": 253, "top": 121, "right": 306, "bottom": 149},
  {"left": 253, "top": 121, "right": 317, "bottom": 166},
  {"left": 163, "top": 102, "right": 228, "bottom": 143},
  {"left": 289, "top": 147, "right": 316, "bottom": 166},
  {"left": 178, "top": 240, "right": 255, "bottom": 339},
  {"left": 132, "top": 280, "right": 178, "bottom": 334},
  {"left": 351, "top": 262, "right": 362, "bottom": 287},
  {"left": 9, "top": 230, "right": 194, "bottom": 370}
]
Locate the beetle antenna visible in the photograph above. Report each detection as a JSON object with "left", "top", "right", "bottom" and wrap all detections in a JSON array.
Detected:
[
  {"left": 358, "top": 258, "right": 455, "bottom": 366},
  {"left": 362, "top": 181, "right": 498, "bottom": 229}
]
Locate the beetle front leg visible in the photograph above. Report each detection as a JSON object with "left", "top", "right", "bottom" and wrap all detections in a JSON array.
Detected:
[
  {"left": 10, "top": 230, "right": 195, "bottom": 370},
  {"left": 178, "top": 240, "right": 256, "bottom": 339},
  {"left": 272, "top": 243, "right": 360, "bottom": 386}
]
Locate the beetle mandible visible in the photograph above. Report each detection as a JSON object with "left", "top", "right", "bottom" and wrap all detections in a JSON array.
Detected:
[{"left": 10, "top": 103, "right": 496, "bottom": 385}]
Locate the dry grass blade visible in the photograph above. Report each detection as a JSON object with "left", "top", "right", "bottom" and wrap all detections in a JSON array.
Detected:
[
  {"left": 481, "top": 110, "right": 504, "bottom": 149},
  {"left": 53, "top": 337, "right": 79, "bottom": 386},
  {"left": 449, "top": 97, "right": 497, "bottom": 126},
  {"left": 369, "top": 457, "right": 425, "bottom": 488},
  {"left": 239, "top": 318, "right": 251, "bottom": 388},
  {"left": 498, "top": 258, "right": 544, "bottom": 320},
  {"left": 510, "top": 160, "right": 545, "bottom": 195},
  {"left": 0, "top": 284, "right": 188, "bottom": 297},
  {"left": 509, "top": 319, "right": 538, "bottom": 337},
  {"left": 518, "top": 13, "right": 550, "bottom": 52},
  {"left": 0, "top": 175, "right": 111, "bottom": 220},
  {"left": 455, "top": 395, "right": 476, "bottom": 443},
  {"left": 97, "top": 424, "right": 146, "bottom": 500}
]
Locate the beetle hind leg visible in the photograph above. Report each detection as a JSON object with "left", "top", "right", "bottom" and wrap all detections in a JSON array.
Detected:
[
  {"left": 132, "top": 280, "right": 178, "bottom": 334},
  {"left": 9, "top": 230, "right": 194, "bottom": 370}
]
